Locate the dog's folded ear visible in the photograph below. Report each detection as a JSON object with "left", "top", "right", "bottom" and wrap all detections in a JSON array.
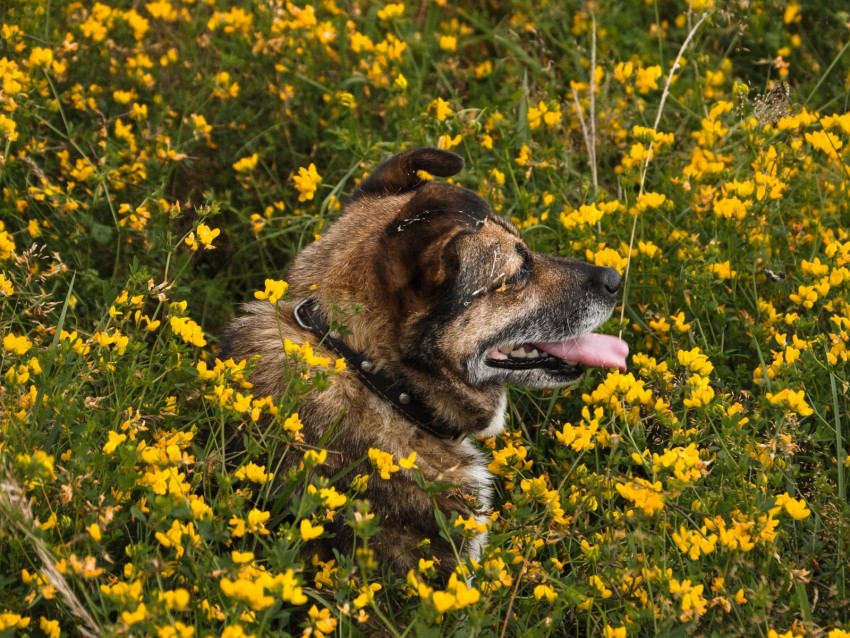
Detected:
[
  {"left": 377, "top": 179, "right": 492, "bottom": 312},
  {"left": 352, "top": 148, "right": 464, "bottom": 200}
]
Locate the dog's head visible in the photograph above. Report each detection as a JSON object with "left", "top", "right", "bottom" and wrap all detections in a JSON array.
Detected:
[{"left": 288, "top": 148, "right": 628, "bottom": 391}]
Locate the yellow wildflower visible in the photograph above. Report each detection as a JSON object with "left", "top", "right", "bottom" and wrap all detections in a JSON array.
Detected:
[
  {"left": 677, "top": 347, "right": 714, "bottom": 375},
  {"left": 254, "top": 279, "right": 288, "bottom": 304},
  {"left": 3, "top": 333, "right": 33, "bottom": 355},
  {"left": 775, "top": 493, "right": 811, "bottom": 520},
  {"left": 233, "top": 154, "right": 259, "bottom": 172},
  {"left": 766, "top": 388, "right": 814, "bottom": 417},
  {"left": 170, "top": 316, "right": 207, "bottom": 347},
  {"left": 368, "top": 448, "right": 400, "bottom": 479},
  {"left": 635, "top": 65, "right": 663, "bottom": 93},
  {"left": 439, "top": 35, "right": 458, "bottom": 51},
  {"left": 300, "top": 518, "right": 324, "bottom": 541},
  {"left": 293, "top": 163, "right": 322, "bottom": 202},
  {"left": 377, "top": 3, "right": 405, "bottom": 20},
  {"left": 533, "top": 584, "right": 557, "bottom": 602}
]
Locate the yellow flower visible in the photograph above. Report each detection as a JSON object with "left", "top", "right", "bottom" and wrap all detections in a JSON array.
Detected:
[
  {"left": 431, "top": 591, "right": 456, "bottom": 613},
  {"left": 232, "top": 154, "right": 259, "bottom": 172},
  {"left": 353, "top": 582, "right": 381, "bottom": 609},
  {"left": 527, "top": 101, "right": 562, "bottom": 129},
  {"left": 27, "top": 47, "right": 54, "bottom": 68},
  {"left": 533, "top": 584, "right": 557, "bottom": 602},
  {"left": 805, "top": 129, "right": 843, "bottom": 160},
  {"left": 220, "top": 577, "right": 274, "bottom": 611},
  {"left": 714, "top": 196, "right": 748, "bottom": 220},
  {"left": 560, "top": 203, "right": 605, "bottom": 229},
  {"left": 690, "top": 0, "right": 715, "bottom": 11},
  {"left": 318, "top": 486, "right": 347, "bottom": 509},
  {"left": 158, "top": 588, "right": 190, "bottom": 612},
  {"left": 437, "top": 133, "right": 462, "bottom": 150},
  {"left": 169, "top": 316, "right": 207, "bottom": 347},
  {"left": 766, "top": 388, "right": 814, "bottom": 417},
  {"left": 231, "top": 551, "right": 254, "bottom": 564},
  {"left": 446, "top": 574, "right": 480, "bottom": 608},
  {"left": 393, "top": 73, "right": 408, "bottom": 91},
  {"left": 293, "top": 163, "right": 322, "bottom": 202},
  {"left": 585, "top": 246, "right": 628, "bottom": 272},
  {"left": 208, "top": 7, "right": 254, "bottom": 35},
  {"left": 39, "top": 618, "right": 60, "bottom": 638},
  {"left": 246, "top": 509, "right": 271, "bottom": 535},
  {"left": 669, "top": 578, "right": 708, "bottom": 619},
  {"left": 706, "top": 260, "right": 737, "bottom": 280},
  {"left": 439, "top": 34, "right": 458, "bottom": 51},
  {"left": 283, "top": 412, "right": 304, "bottom": 433},
  {"left": 430, "top": 97, "right": 452, "bottom": 122},
  {"left": 124, "top": 9, "right": 150, "bottom": 40},
  {"left": 677, "top": 347, "right": 714, "bottom": 375},
  {"left": 121, "top": 602, "right": 148, "bottom": 625},
  {"left": 113, "top": 89, "right": 135, "bottom": 104},
  {"left": 130, "top": 102, "right": 148, "bottom": 121},
  {"left": 614, "top": 60, "right": 635, "bottom": 83},
  {"left": 368, "top": 448, "right": 400, "bottom": 479},
  {"left": 254, "top": 279, "right": 288, "bottom": 304},
  {"left": 589, "top": 574, "right": 612, "bottom": 598},
  {"left": 213, "top": 71, "right": 240, "bottom": 99},
  {"left": 300, "top": 518, "right": 324, "bottom": 541},
  {"left": 635, "top": 65, "right": 663, "bottom": 93},
  {"left": 197, "top": 223, "right": 221, "bottom": 249},
  {"left": 0, "top": 115, "right": 16, "bottom": 141},
  {"left": 233, "top": 463, "right": 274, "bottom": 484},
  {"left": 305, "top": 605, "right": 337, "bottom": 636},
  {"left": 515, "top": 144, "right": 532, "bottom": 166},
  {"left": 604, "top": 626, "right": 627, "bottom": 638},
  {"left": 634, "top": 191, "right": 667, "bottom": 213},
  {"left": 377, "top": 3, "right": 405, "bottom": 20},
  {"left": 4, "top": 333, "right": 33, "bottom": 355},
  {"left": 303, "top": 448, "right": 327, "bottom": 466},
  {"left": 0, "top": 272, "right": 15, "bottom": 297},
  {"left": 146, "top": 0, "right": 178, "bottom": 21},
  {"left": 615, "top": 478, "right": 664, "bottom": 515},
  {"left": 398, "top": 451, "right": 417, "bottom": 469},
  {"left": 775, "top": 493, "right": 811, "bottom": 520},
  {"left": 672, "top": 524, "right": 717, "bottom": 560},
  {"left": 683, "top": 374, "right": 715, "bottom": 408}
]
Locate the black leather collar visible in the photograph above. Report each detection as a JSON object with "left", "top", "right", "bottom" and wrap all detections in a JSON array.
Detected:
[{"left": 293, "top": 299, "right": 467, "bottom": 444}]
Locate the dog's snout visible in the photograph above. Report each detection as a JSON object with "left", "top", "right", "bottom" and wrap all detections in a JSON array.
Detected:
[{"left": 596, "top": 267, "right": 622, "bottom": 296}]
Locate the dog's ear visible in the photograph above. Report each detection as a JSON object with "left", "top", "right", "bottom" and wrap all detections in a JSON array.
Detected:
[
  {"left": 352, "top": 148, "right": 464, "bottom": 200},
  {"left": 377, "top": 184, "right": 489, "bottom": 311}
]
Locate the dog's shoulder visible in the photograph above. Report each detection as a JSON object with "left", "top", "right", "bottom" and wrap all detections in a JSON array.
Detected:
[{"left": 222, "top": 300, "right": 297, "bottom": 396}]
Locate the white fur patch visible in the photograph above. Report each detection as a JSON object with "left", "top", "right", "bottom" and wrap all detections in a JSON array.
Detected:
[
  {"left": 461, "top": 440, "right": 496, "bottom": 563},
  {"left": 476, "top": 390, "right": 507, "bottom": 439}
]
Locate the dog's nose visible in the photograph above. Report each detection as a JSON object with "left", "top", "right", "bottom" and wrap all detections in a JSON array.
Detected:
[{"left": 596, "top": 267, "right": 622, "bottom": 296}]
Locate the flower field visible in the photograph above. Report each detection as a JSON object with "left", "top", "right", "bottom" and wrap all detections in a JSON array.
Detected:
[{"left": 2, "top": 0, "right": 850, "bottom": 635}]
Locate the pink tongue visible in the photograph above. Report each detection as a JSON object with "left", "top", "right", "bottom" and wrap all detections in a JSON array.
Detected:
[{"left": 535, "top": 334, "right": 629, "bottom": 370}]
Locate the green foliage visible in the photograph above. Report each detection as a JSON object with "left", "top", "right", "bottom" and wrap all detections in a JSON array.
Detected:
[{"left": 1, "top": 0, "right": 850, "bottom": 636}]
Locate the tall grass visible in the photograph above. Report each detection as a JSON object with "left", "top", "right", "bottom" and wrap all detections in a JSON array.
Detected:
[{"left": 1, "top": 0, "right": 850, "bottom": 636}]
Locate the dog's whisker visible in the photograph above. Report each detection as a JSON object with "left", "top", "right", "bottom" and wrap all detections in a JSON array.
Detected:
[
  {"left": 470, "top": 272, "right": 505, "bottom": 298},
  {"left": 488, "top": 245, "right": 501, "bottom": 277}
]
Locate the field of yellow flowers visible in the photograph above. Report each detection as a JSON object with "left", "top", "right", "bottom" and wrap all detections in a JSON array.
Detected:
[{"left": 2, "top": 0, "right": 850, "bottom": 636}]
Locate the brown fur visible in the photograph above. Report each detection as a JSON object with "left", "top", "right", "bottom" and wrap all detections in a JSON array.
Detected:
[{"left": 225, "top": 148, "right": 623, "bottom": 578}]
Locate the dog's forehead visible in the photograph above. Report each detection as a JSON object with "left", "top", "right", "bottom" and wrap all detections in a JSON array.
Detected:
[
  {"left": 483, "top": 214, "right": 521, "bottom": 239},
  {"left": 472, "top": 214, "right": 524, "bottom": 254}
]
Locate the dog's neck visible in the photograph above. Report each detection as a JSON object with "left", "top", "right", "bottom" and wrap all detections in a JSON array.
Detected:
[{"left": 293, "top": 299, "right": 468, "bottom": 444}]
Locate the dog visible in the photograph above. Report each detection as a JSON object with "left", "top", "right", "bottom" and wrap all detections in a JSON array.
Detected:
[{"left": 225, "top": 148, "right": 628, "bottom": 579}]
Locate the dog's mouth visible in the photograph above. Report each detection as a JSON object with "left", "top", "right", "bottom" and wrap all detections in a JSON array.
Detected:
[{"left": 485, "top": 333, "right": 629, "bottom": 373}]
